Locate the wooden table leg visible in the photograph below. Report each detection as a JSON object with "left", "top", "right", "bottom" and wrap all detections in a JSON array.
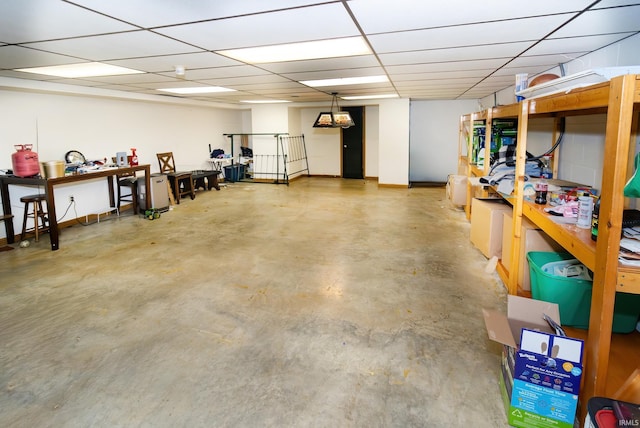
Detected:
[
  {"left": 46, "top": 180, "right": 59, "bottom": 251},
  {"left": 0, "top": 179, "right": 15, "bottom": 244}
]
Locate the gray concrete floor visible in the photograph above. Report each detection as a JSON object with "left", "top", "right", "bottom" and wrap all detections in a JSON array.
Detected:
[{"left": 0, "top": 177, "right": 509, "bottom": 427}]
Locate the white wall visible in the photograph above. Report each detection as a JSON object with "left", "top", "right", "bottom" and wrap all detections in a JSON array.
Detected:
[
  {"left": 364, "top": 106, "right": 379, "bottom": 178},
  {"left": 379, "top": 98, "right": 410, "bottom": 186},
  {"left": 409, "top": 99, "right": 478, "bottom": 182},
  {"left": 0, "top": 88, "right": 244, "bottom": 239}
]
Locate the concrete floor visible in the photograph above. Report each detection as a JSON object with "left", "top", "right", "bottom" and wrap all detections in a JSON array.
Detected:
[{"left": 0, "top": 177, "right": 509, "bottom": 427}]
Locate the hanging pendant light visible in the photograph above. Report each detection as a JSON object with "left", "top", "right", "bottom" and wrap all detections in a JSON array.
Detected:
[{"left": 313, "top": 92, "right": 355, "bottom": 128}]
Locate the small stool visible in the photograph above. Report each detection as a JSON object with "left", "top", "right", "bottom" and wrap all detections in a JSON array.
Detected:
[{"left": 20, "top": 194, "right": 49, "bottom": 242}]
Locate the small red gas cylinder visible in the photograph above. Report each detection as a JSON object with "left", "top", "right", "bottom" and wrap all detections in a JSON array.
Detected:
[{"left": 12, "top": 144, "right": 40, "bottom": 177}]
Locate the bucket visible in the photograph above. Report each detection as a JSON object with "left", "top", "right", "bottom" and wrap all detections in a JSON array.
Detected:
[{"left": 41, "top": 161, "right": 66, "bottom": 178}]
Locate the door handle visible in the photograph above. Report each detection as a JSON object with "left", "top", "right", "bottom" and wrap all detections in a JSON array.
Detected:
[{"left": 343, "top": 145, "right": 347, "bottom": 148}]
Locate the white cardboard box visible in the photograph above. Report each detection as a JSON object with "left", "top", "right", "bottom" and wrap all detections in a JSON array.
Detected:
[
  {"left": 502, "top": 211, "right": 563, "bottom": 291},
  {"left": 470, "top": 198, "right": 512, "bottom": 258},
  {"left": 446, "top": 174, "right": 467, "bottom": 206}
]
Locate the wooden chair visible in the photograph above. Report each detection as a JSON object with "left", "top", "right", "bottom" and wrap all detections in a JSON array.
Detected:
[
  {"left": 112, "top": 156, "right": 138, "bottom": 214},
  {"left": 156, "top": 152, "right": 195, "bottom": 204}
]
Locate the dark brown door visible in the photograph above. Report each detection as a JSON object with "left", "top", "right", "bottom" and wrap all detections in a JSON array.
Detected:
[{"left": 341, "top": 106, "right": 364, "bottom": 179}]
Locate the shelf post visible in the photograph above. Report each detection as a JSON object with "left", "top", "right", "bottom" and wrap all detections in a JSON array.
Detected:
[
  {"left": 583, "top": 74, "right": 637, "bottom": 402},
  {"left": 506, "top": 100, "right": 530, "bottom": 295}
]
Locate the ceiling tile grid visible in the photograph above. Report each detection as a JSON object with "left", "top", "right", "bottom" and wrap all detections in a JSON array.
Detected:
[{"left": 0, "top": 0, "right": 638, "bottom": 103}]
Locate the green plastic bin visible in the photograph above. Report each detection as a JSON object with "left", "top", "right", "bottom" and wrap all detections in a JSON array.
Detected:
[{"left": 527, "top": 251, "right": 640, "bottom": 333}]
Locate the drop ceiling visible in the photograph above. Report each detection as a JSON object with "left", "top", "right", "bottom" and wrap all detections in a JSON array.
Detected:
[{"left": 1, "top": 0, "right": 639, "bottom": 105}]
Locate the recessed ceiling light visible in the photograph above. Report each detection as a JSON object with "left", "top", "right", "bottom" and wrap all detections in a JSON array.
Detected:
[
  {"left": 341, "top": 94, "right": 399, "bottom": 100},
  {"left": 158, "top": 86, "right": 236, "bottom": 94},
  {"left": 240, "top": 100, "right": 291, "bottom": 104},
  {"left": 300, "top": 75, "right": 389, "bottom": 87},
  {"left": 15, "top": 62, "right": 144, "bottom": 78},
  {"left": 217, "top": 37, "right": 371, "bottom": 64}
]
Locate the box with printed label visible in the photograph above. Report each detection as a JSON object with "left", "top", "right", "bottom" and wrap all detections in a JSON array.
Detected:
[
  {"left": 509, "top": 329, "right": 583, "bottom": 428},
  {"left": 483, "top": 295, "right": 583, "bottom": 428}
]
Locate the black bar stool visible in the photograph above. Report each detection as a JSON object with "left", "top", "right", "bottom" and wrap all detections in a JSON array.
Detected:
[{"left": 20, "top": 194, "right": 49, "bottom": 241}]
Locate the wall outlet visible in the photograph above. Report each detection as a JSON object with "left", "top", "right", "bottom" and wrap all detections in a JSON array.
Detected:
[{"left": 69, "top": 195, "right": 74, "bottom": 202}]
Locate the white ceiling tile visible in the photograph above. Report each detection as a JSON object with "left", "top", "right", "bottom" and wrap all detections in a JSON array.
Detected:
[
  {"left": 0, "top": 0, "right": 136, "bottom": 43},
  {"left": 0, "top": 1, "right": 636, "bottom": 102},
  {"left": 378, "top": 42, "right": 534, "bottom": 66},
  {"left": 67, "top": 0, "right": 324, "bottom": 28},
  {"left": 349, "top": 0, "right": 591, "bottom": 33},
  {"left": 0, "top": 45, "right": 84, "bottom": 69},
  {"left": 155, "top": 4, "right": 359, "bottom": 51},
  {"left": 525, "top": 34, "right": 631, "bottom": 56},
  {"left": 26, "top": 31, "right": 201, "bottom": 61},
  {"left": 552, "top": 5, "right": 640, "bottom": 37},
  {"left": 389, "top": 69, "right": 497, "bottom": 80},
  {"left": 105, "top": 53, "right": 243, "bottom": 73},
  {"left": 282, "top": 67, "right": 386, "bottom": 81},
  {"left": 258, "top": 56, "right": 380, "bottom": 74},
  {"left": 156, "top": 65, "right": 270, "bottom": 80},
  {"left": 369, "top": 15, "right": 577, "bottom": 53},
  {"left": 591, "top": 1, "right": 640, "bottom": 7},
  {"left": 387, "top": 59, "right": 508, "bottom": 74},
  {"left": 505, "top": 53, "right": 587, "bottom": 68}
]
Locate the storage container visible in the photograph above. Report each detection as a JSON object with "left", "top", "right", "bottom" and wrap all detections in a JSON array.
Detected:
[
  {"left": 223, "top": 164, "right": 245, "bottom": 182},
  {"left": 40, "top": 161, "right": 65, "bottom": 178},
  {"left": 528, "top": 251, "right": 640, "bottom": 332}
]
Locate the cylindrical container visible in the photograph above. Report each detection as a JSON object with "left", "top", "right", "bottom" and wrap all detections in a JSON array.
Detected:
[
  {"left": 12, "top": 144, "right": 40, "bottom": 177},
  {"left": 591, "top": 197, "right": 601, "bottom": 240},
  {"left": 535, "top": 179, "right": 548, "bottom": 204},
  {"left": 577, "top": 196, "right": 593, "bottom": 229},
  {"left": 41, "top": 161, "right": 65, "bottom": 178},
  {"left": 515, "top": 73, "right": 528, "bottom": 101}
]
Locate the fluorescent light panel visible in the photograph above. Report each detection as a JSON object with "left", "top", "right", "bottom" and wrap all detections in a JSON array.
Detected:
[
  {"left": 240, "top": 100, "right": 291, "bottom": 104},
  {"left": 300, "top": 75, "right": 388, "bottom": 87},
  {"left": 341, "top": 94, "right": 398, "bottom": 100},
  {"left": 15, "top": 62, "right": 144, "bottom": 78},
  {"left": 158, "top": 86, "right": 236, "bottom": 94},
  {"left": 217, "top": 37, "right": 371, "bottom": 64}
]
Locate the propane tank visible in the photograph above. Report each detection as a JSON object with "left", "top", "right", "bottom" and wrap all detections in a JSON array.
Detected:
[{"left": 12, "top": 144, "right": 40, "bottom": 177}]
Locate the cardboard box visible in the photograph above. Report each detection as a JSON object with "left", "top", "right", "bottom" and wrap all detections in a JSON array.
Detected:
[
  {"left": 446, "top": 174, "right": 468, "bottom": 206},
  {"left": 470, "top": 198, "right": 512, "bottom": 258},
  {"left": 502, "top": 211, "right": 563, "bottom": 291},
  {"left": 484, "top": 295, "right": 584, "bottom": 428}
]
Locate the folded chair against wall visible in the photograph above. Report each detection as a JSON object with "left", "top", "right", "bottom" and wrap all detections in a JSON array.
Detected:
[{"left": 156, "top": 152, "right": 195, "bottom": 204}]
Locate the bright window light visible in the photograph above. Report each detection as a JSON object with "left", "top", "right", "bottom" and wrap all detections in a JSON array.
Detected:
[
  {"left": 15, "top": 62, "right": 144, "bottom": 78},
  {"left": 240, "top": 100, "right": 291, "bottom": 104},
  {"left": 300, "top": 75, "right": 388, "bottom": 87},
  {"left": 158, "top": 86, "right": 236, "bottom": 94},
  {"left": 341, "top": 94, "right": 399, "bottom": 100},
  {"left": 217, "top": 37, "right": 371, "bottom": 64}
]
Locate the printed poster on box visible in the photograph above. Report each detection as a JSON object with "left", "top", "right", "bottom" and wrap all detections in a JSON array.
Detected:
[{"left": 508, "top": 328, "right": 584, "bottom": 428}]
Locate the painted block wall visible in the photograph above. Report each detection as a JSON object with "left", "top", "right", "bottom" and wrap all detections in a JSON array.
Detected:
[{"left": 0, "top": 88, "right": 244, "bottom": 239}]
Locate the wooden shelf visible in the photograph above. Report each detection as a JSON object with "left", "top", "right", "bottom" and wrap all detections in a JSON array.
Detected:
[
  {"left": 491, "top": 104, "right": 519, "bottom": 119},
  {"left": 564, "top": 327, "right": 640, "bottom": 398},
  {"left": 522, "top": 201, "right": 597, "bottom": 271},
  {"left": 469, "top": 165, "right": 485, "bottom": 177},
  {"left": 459, "top": 75, "right": 640, "bottom": 415}
]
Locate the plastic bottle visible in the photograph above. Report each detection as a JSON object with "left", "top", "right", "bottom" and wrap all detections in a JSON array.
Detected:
[
  {"left": 591, "top": 197, "right": 601, "bottom": 241},
  {"left": 535, "top": 179, "right": 548, "bottom": 204}
]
